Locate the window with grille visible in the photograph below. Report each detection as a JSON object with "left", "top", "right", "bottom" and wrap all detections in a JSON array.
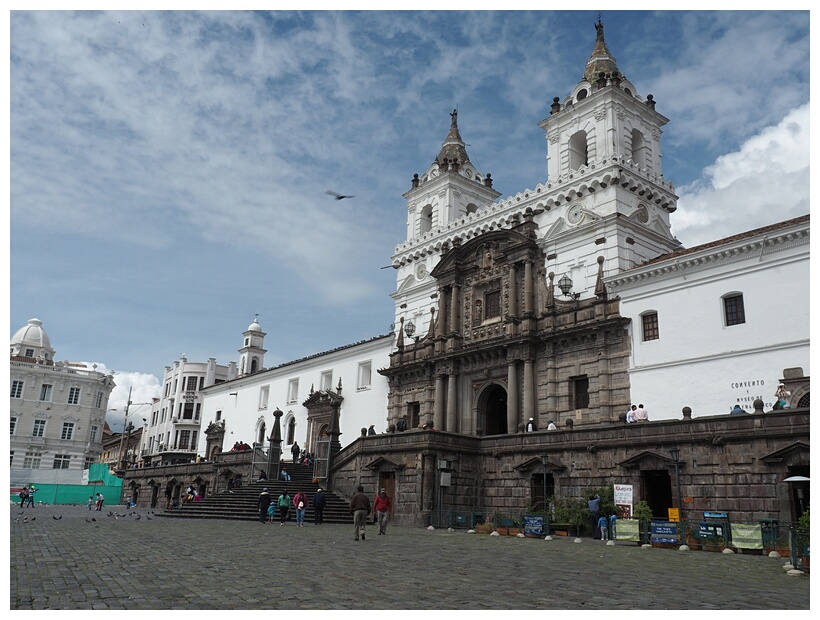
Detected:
[
  {"left": 32, "top": 419, "right": 46, "bottom": 437},
  {"left": 485, "top": 290, "right": 501, "bottom": 319},
  {"left": 179, "top": 430, "right": 191, "bottom": 450},
  {"left": 186, "top": 376, "right": 198, "bottom": 391},
  {"left": 39, "top": 384, "right": 53, "bottom": 402},
  {"left": 24, "top": 451, "right": 42, "bottom": 468},
  {"left": 53, "top": 454, "right": 71, "bottom": 469},
  {"left": 84, "top": 457, "right": 94, "bottom": 470},
  {"left": 95, "top": 392, "right": 104, "bottom": 408},
  {"left": 572, "top": 376, "right": 590, "bottom": 409},
  {"left": 11, "top": 417, "right": 17, "bottom": 435},
  {"left": 11, "top": 380, "right": 23, "bottom": 398},
  {"left": 25, "top": 348, "right": 35, "bottom": 357},
  {"left": 642, "top": 312, "right": 659, "bottom": 341},
  {"left": 61, "top": 422, "right": 75, "bottom": 440},
  {"left": 723, "top": 294, "right": 746, "bottom": 326},
  {"left": 90, "top": 425, "right": 98, "bottom": 443},
  {"left": 68, "top": 387, "right": 81, "bottom": 405}
]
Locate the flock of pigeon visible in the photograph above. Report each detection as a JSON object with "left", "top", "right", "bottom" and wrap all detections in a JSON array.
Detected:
[{"left": 13, "top": 509, "right": 158, "bottom": 524}]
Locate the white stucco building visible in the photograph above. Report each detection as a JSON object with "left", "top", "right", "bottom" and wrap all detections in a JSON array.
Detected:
[
  {"left": 10, "top": 318, "right": 116, "bottom": 484},
  {"left": 606, "top": 215, "right": 810, "bottom": 417}
]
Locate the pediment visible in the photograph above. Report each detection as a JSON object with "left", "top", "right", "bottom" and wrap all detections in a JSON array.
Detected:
[
  {"left": 619, "top": 450, "right": 677, "bottom": 468},
  {"left": 760, "top": 441, "right": 810, "bottom": 464},
  {"left": 513, "top": 456, "right": 566, "bottom": 472},
  {"left": 365, "top": 455, "right": 405, "bottom": 470}
]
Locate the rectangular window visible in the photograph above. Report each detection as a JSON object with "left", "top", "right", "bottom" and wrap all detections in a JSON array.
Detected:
[
  {"left": 179, "top": 430, "right": 191, "bottom": 450},
  {"left": 215, "top": 410, "right": 222, "bottom": 422},
  {"left": 90, "top": 425, "right": 99, "bottom": 443},
  {"left": 724, "top": 294, "right": 746, "bottom": 326},
  {"left": 320, "top": 371, "right": 333, "bottom": 391},
  {"left": 182, "top": 403, "right": 194, "bottom": 419},
  {"left": 186, "top": 376, "right": 198, "bottom": 391},
  {"left": 95, "top": 392, "right": 104, "bottom": 408},
  {"left": 11, "top": 417, "right": 17, "bottom": 435},
  {"left": 61, "top": 422, "right": 75, "bottom": 440},
  {"left": 25, "top": 348, "right": 35, "bottom": 357},
  {"left": 84, "top": 457, "right": 94, "bottom": 470},
  {"left": 24, "top": 451, "right": 42, "bottom": 469},
  {"left": 32, "top": 419, "right": 46, "bottom": 437},
  {"left": 572, "top": 376, "right": 590, "bottom": 409},
  {"left": 53, "top": 454, "right": 71, "bottom": 469},
  {"left": 190, "top": 431, "right": 197, "bottom": 451},
  {"left": 68, "top": 387, "right": 81, "bottom": 405},
  {"left": 11, "top": 380, "right": 24, "bottom": 398},
  {"left": 485, "top": 290, "right": 501, "bottom": 319},
  {"left": 259, "top": 385, "right": 270, "bottom": 409},
  {"left": 39, "top": 384, "right": 53, "bottom": 402},
  {"left": 642, "top": 313, "right": 659, "bottom": 341},
  {"left": 195, "top": 403, "right": 201, "bottom": 420},
  {"left": 288, "top": 379, "right": 299, "bottom": 404},
  {"left": 357, "top": 361, "right": 372, "bottom": 390},
  {"left": 199, "top": 376, "right": 205, "bottom": 391}
]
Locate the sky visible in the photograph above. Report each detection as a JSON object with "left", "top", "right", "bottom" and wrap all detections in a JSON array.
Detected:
[{"left": 5, "top": 7, "right": 812, "bottom": 431}]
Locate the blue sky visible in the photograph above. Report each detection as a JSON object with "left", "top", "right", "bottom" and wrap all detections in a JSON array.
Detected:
[{"left": 6, "top": 8, "right": 811, "bottom": 430}]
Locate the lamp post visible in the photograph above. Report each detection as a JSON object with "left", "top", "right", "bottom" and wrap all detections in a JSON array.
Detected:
[
  {"left": 117, "top": 387, "right": 152, "bottom": 472},
  {"left": 669, "top": 447, "right": 683, "bottom": 543},
  {"left": 540, "top": 455, "right": 549, "bottom": 513}
]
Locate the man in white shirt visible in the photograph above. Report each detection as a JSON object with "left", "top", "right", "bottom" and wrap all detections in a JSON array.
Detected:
[
  {"left": 633, "top": 404, "right": 649, "bottom": 422},
  {"left": 626, "top": 405, "right": 637, "bottom": 423}
]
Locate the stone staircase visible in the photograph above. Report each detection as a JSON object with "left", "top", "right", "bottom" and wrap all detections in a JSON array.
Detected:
[{"left": 158, "top": 462, "right": 352, "bottom": 523}]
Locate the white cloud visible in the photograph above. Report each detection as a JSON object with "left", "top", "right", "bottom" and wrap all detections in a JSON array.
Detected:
[
  {"left": 672, "top": 103, "right": 810, "bottom": 248},
  {"left": 91, "top": 364, "right": 161, "bottom": 432}
]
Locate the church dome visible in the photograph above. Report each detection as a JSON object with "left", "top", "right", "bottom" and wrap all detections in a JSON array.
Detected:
[
  {"left": 247, "top": 318, "right": 263, "bottom": 333},
  {"left": 10, "top": 318, "right": 55, "bottom": 359}
]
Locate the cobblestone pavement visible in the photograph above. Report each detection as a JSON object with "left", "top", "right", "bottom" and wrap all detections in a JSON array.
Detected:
[{"left": 9, "top": 504, "right": 810, "bottom": 610}]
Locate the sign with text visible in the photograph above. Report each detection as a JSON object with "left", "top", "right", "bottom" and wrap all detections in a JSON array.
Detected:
[
  {"left": 651, "top": 520, "right": 679, "bottom": 544},
  {"left": 524, "top": 515, "right": 545, "bottom": 535},
  {"left": 668, "top": 507, "right": 680, "bottom": 522},
  {"left": 614, "top": 484, "right": 633, "bottom": 517}
]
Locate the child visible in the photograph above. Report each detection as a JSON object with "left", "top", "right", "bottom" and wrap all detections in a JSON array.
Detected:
[
  {"left": 598, "top": 514, "right": 609, "bottom": 540},
  {"left": 88, "top": 496, "right": 94, "bottom": 511},
  {"left": 609, "top": 513, "right": 617, "bottom": 540},
  {"left": 266, "top": 502, "right": 276, "bottom": 524}
]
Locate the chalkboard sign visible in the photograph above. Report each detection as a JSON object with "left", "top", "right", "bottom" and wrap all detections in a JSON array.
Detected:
[{"left": 524, "top": 515, "right": 545, "bottom": 535}]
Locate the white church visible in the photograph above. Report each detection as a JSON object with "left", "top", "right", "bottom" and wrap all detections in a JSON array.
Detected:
[{"left": 133, "top": 19, "right": 808, "bottom": 462}]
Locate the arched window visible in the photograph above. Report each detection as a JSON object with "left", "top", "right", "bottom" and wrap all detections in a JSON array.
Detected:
[
  {"left": 576, "top": 88, "right": 588, "bottom": 101},
  {"left": 419, "top": 204, "right": 434, "bottom": 235},
  {"left": 722, "top": 293, "right": 746, "bottom": 327},
  {"left": 286, "top": 417, "right": 296, "bottom": 446},
  {"left": 465, "top": 202, "right": 478, "bottom": 215},
  {"left": 250, "top": 358, "right": 258, "bottom": 374},
  {"left": 631, "top": 128, "right": 647, "bottom": 168},
  {"left": 568, "top": 131, "right": 588, "bottom": 170}
]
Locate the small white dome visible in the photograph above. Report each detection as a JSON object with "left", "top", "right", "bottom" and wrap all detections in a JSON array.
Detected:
[
  {"left": 10, "top": 318, "right": 55, "bottom": 359},
  {"left": 247, "top": 318, "right": 263, "bottom": 332}
]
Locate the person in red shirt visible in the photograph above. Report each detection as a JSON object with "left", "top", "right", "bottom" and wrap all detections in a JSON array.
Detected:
[{"left": 374, "top": 488, "right": 393, "bottom": 536}]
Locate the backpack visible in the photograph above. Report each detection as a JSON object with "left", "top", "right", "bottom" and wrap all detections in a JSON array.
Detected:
[{"left": 19, "top": 490, "right": 27, "bottom": 499}]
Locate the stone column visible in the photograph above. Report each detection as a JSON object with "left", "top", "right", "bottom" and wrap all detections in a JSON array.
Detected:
[
  {"left": 436, "top": 290, "right": 446, "bottom": 338},
  {"left": 449, "top": 285, "right": 459, "bottom": 333},
  {"left": 508, "top": 264, "right": 518, "bottom": 318},
  {"left": 523, "top": 358, "right": 535, "bottom": 423},
  {"left": 446, "top": 372, "right": 458, "bottom": 433},
  {"left": 507, "top": 361, "right": 519, "bottom": 434},
  {"left": 434, "top": 374, "right": 446, "bottom": 431},
  {"left": 524, "top": 261, "right": 533, "bottom": 315}
]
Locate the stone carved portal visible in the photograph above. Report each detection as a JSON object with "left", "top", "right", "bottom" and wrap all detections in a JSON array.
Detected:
[{"left": 477, "top": 383, "right": 508, "bottom": 435}]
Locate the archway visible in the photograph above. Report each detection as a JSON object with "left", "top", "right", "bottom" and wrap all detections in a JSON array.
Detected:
[{"left": 478, "top": 384, "right": 508, "bottom": 435}]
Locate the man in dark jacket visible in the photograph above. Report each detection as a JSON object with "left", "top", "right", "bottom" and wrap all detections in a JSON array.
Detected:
[
  {"left": 349, "top": 485, "right": 371, "bottom": 541},
  {"left": 257, "top": 488, "right": 272, "bottom": 523},
  {"left": 312, "top": 488, "right": 327, "bottom": 525},
  {"left": 291, "top": 442, "right": 301, "bottom": 464}
]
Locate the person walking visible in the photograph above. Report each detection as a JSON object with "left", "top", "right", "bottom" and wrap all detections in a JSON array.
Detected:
[
  {"left": 95, "top": 493, "right": 105, "bottom": 511},
  {"left": 257, "top": 488, "right": 272, "bottom": 524},
  {"left": 598, "top": 514, "right": 609, "bottom": 540},
  {"left": 19, "top": 486, "right": 29, "bottom": 508},
  {"left": 277, "top": 490, "right": 292, "bottom": 525},
  {"left": 312, "top": 488, "right": 327, "bottom": 525},
  {"left": 349, "top": 485, "right": 371, "bottom": 541},
  {"left": 26, "top": 486, "right": 36, "bottom": 507},
  {"left": 373, "top": 488, "right": 392, "bottom": 535},
  {"left": 291, "top": 442, "right": 300, "bottom": 464},
  {"left": 293, "top": 490, "right": 308, "bottom": 527}
]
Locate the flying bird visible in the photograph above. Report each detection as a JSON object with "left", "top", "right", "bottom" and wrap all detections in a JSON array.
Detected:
[
  {"left": 325, "top": 190, "right": 355, "bottom": 200},
  {"left": 53, "top": 515, "right": 62, "bottom": 520}
]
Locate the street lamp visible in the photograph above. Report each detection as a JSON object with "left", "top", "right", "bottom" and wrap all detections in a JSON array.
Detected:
[{"left": 669, "top": 447, "right": 683, "bottom": 543}]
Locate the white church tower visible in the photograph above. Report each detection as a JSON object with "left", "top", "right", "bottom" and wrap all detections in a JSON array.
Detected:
[
  {"left": 536, "top": 18, "right": 682, "bottom": 293},
  {"left": 392, "top": 110, "right": 501, "bottom": 340},
  {"left": 238, "top": 316, "right": 267, "bottom": 377}
]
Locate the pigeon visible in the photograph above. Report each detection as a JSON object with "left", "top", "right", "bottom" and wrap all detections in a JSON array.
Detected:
[
  {"left": 91, "top": 518, "right": 96, "bottom": 522},
  {"left": 30, "top": 517, "right": 35, "bottom": 522},
  {"left": 146, "top": 516, "right": 152, "bottom": 520},
  {"left": 107, "top": 511, "right": 114, "bottom": 517},
  {"left": 325, "top": 190, "right": 355, "bottom": 200},
  {"left": 53, "top": 515, "right": 62, "bottom": 520},
  {"left": 134, "top": 514, "right": 141, "bottom": 520}
]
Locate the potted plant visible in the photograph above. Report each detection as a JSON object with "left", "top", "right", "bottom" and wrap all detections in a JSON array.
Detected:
[{"left": 632, "top": 500, "right": 654, "bottom": 544}]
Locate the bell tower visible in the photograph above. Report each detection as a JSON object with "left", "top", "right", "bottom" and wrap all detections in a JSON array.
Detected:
[
  {"left": 238, "top": 316, "right": 267, "bottom": 377},
  {"left": 537, "top": 18, "right": 682, "bottom": 289},
  {"left": 392, "top": 110, "right": 501, "bottom": 339}
]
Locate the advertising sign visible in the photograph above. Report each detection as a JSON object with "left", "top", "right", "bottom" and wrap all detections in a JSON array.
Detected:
[
  {"left": 651, "top": 520, "right": 679, "bottom": 543},
  {"left": 524, "top": 515, "right": 545, "bottom": 535},
  {"left": 614, "top": 484, "right": 633, "bottom": 517}
]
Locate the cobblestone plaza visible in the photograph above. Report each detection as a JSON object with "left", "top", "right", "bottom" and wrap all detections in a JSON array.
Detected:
[{"left": 9, "top": 505, "right": 810, "bottom": 610}]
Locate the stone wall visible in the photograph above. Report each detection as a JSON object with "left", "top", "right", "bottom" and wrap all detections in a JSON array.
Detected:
[{"left": 331, "top": 409, "right": 809, "bottom": 526}]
